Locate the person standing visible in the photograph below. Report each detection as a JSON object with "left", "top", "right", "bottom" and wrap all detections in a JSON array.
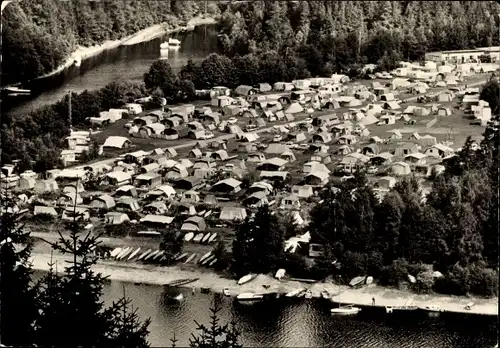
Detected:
[{"left": 372, "top": 297, "right": 375, "bottom": 306}]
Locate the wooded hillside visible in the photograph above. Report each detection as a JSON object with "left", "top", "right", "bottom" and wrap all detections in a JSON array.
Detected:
[
  {"left": 2, "top": 0, "right": 218, "bottom": 84},
  {"left": 218, "top": 1, "right": 500, "bottom": 74}
]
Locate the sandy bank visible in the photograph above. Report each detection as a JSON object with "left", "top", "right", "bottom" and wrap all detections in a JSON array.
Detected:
[
  {"left": 30, "top": 252, "right": 498, "bottom": 317},
  {"left": 33, "top": 16, "right": 216, "bottom": 82}
]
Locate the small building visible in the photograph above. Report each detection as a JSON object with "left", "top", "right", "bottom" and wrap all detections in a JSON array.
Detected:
[
  {"left": 62, "top": 207, "right": 89, "bottom": 222},
  {"left": 140, "top": 215, "right": 174, "bottom": 228},
  {"left": 89, "top": 194, "right": 116, "bottom": 210},
  {"left": 404, "top": 153, "right": 428, "bottom": 166},
  {"left": 115, "top": 197, "right": 140, "bottom": 212},
  {"left": 243, "top": 191, "right": 269, "bottom": 208},
  {"left": 247, "top": 152, "right": 266, "bottom": 162},
  {"left": 424, "top": 144, "right": 454, "bottom": 158},
  {"left": 248, "top": 181, "right": 273, "bottom": 195},
  {"left": 304, "top": 171, "right": 329, "bottom": 186},
  {"left": 180, "top": 190, "right": 201, "bottom": 204},
  {"left": 291, "top": 185, "right": 314, "bottom": 198},
  {"left": 211, "top": 178, "right": 242, "bottom": 194},
  {"left": 258, "top": 158, "right": 288, "bottom": 171},
  {"left": 175, "top": 176, "right": 205, "bottom": 191},
  {"left": 105, "top": 212, "right": 130, "bottom": 225},
  {"left": 391, "top": 162, "right": 412, "bottom": 176},
  {"left": 377, "top": 176, "right": 397, "bottom": 190},
  {"left": 362, "top": 144, "right": 380, "bottom": 156},
  {"left": 103, "top": 136, "right": 132, "bottom": 150},
  {"left": 219, "top": 207, "right": 247, "bottom": 221},
  {"left": 134, "top": 173, "right": 162, "bottom": 189},
  {"left": 394, "top": 143, "right": 419, "bottom": 157},
  {"left": 280, "top": 195, "right": 301, "bottom": 210}
]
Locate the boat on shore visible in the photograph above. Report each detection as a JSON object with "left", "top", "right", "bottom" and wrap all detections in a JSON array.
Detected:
[
  {"left": 152, "top": 250, "right": 165, "bottom": 261},
  {"left": 3, "top": 86, "right": 31, "bottom": 95},
  {"left": 223, "top": 288, "right": 231, "bottom": 296},
  {"left": 116, "top": 247, "right": 131, "bottom": 260},
  {"left": 184, "top": 232, "right": 194, "bottom": 242},
  {"left": 331, "top": 305, "right": 362, "bottom": 315},
  {"left": 201, "top": 233, "right": 211, "bottom": 243},
  {"left": 137, "top": 249, "right": 152, "bottom": 261},
  {"left": 236, "top": 292, "right": 263, "bottom": 303},
  {"left": 238, "top": 274, "right": 257, "bottom": 285},
  {"left": 304, "top": 290, "right": 313, "bottom": 299},
  {"left": 422, "top": 305, "right": 445, "bottom": 316},
  {"left": 208, "top": 258, "right": 217, "bottom": 266},
  {"left": 286, "top": 288, "right": 306, "bottom": 297},
  {"left": 110, "top": 247, "right": 122, "bottom": 258},
  {"left": 193, "top": 233, "right": 204, "bottom": 243},
  {"left": 184, "top": 253, "right": 197, "bottom": 264},
  {"left": 127, "top": 247, "right": 141, "bottom": 260},
  {"left": 349, "top": 276, "right": 366, "bottom": 288},
  {"left": 208, "top": 232, "right": 218, "bottom": 243},
  {"left": 166, "top": 278, "right": 200, "bottom": 287},
  {"left": 144, "top": 250, "right": 159, "bottom": 261},
  {"left": 321, "top": 290, "right": 331, "bottom": 299},
  {"left": 199, "top": 251, "right": 212, "bottom": 264},
  {"left": 296, "top": 289, "right": 307, "bottom": 298},
  {"left": 175, "top": 252, "right": 188, "bottom": 261}
]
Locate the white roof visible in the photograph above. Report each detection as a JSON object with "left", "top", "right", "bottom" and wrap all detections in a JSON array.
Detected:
[
  {"left": 106, "top": 171, "right": 131, "bottom": 182},
  {"left": 140, "top": 215, "right": 174, "bottom": 224},
  {"left": 103, "top": 136, "right": 130, "bottom": 148}
]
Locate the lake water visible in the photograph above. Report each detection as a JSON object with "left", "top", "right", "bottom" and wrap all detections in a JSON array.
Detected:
[
  {"left": 4, "top": 24, "right": 221, "bottom": 117},
  {"left": 101, "top": 281, "right": 497, "bottom": 348}
]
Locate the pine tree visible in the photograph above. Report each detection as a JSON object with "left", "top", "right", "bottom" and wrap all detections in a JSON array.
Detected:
[
  {"left": 34, "top": 197, "right": 151, "bottom": 347},
  {"left": 189, "top": 297, "right": 242, "bottom": 348},
  {"left": 0, "top": 195, "right": 38, "bottom": 346}
]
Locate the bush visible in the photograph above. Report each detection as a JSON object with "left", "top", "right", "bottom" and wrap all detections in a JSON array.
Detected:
[
  {"left": 412, "top": 271, "right": 435, "bottom": 294},
  {"left": 282, "top": 253, "right": 311, "bottom": 279},
  {"left": 468, "top": 266, "right": 499, "bottom": 298}
]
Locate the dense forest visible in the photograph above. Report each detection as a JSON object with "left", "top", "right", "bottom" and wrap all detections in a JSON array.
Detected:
[
  {"left": 217, "top": 1, "right": 500, "bottom": 74},
  {"left": 2, "top": 0, "right": 220, "bottom": 84}
]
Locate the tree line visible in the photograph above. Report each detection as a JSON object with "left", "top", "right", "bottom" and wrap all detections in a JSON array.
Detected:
[
  {"left": 217, "top": 1, "right": 500, "bottom": 73},
  {"left": 2, "top": 0, "right": 220, "bottom": 84}
]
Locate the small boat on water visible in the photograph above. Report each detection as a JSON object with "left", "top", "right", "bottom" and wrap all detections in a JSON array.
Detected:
[
  {"left": 3, "top": 86, "right": 31, "bottom": 95},
  {"left": 137, "top": 249, "right": 152, "bottom": 261},
  {"left": 202, "top": 233, "right": 211, "bottom": 243},
  {"left": 208, "top": 258, "right": 217, "bottom": 266},
  {"left": 238, "top": 274, "right": 257, "bottom": 285},
  {"left": 286, "top": 288, "right": 306, "bottom": 298},
  {"left": 127, "top": 247, "right": 141, "bottom": 261},
  {"left": 321, "top": 290, "right": 331, "bottom": 299},
  {"left": 236, "top": 293, "right": 263, "bottom": 303},
  {"left": 331, "top": 305, "right": 362, "bottom": 315},
  {"left": 168, "top": 38, "right": 181, "bottom": 47},
  {"left": 175, "top": 252, "right": 189, "bottom": 261},
  {"left": 385, "top": 305, "right": 419, "bottom": 313},
  {"left": 110, "top": 247, "right": 122, "bottom": 258},
  {"left": 184, "top": 253, "right": 197, "bottom": 264},
  {"left": 208, "top": 232, "right": 218, "bottom": 243},
  {"left": 422, "top": 305, "right": 445, "bottom": 316},
  {"left": 199, "top": 251, "right": 212, "bottom": 264},
  {"left": 184, "top": 232, "right": 195, "bottom": 242}
]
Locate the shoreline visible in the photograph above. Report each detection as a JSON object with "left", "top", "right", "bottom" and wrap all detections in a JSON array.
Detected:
[
  {"left": 23, "top": 16, "right": 216, "bottom": 85},
  {"left": 30, "top": 252, "right": 498, "bottom": 317}
]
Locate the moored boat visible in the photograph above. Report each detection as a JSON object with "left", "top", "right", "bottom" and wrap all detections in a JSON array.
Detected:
[
  {"left": 238, "top": 274, "right": 257, "bottom": 285},
  {"left": 422, "top": 305, "right": 445, "bottom": 316},
  {"left": 168, "top": 38, "right": 181, "bottom": 47},
  {"left": 385, "top": 305, "right": 419, "bottom": 313},
  {"left": 331, "top": 305, "right": 362, "bottom": 315},
  {"left": 236, "top": 292, "right": 263, "bottom": 303}
]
